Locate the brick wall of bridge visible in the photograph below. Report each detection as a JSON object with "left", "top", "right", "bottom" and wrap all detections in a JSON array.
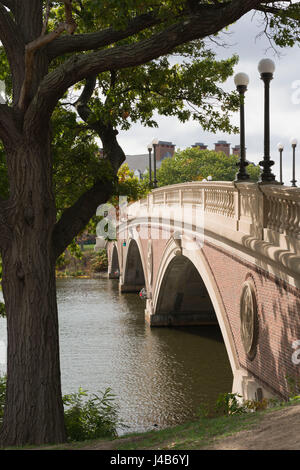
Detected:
[{"left": 202, "top": 241, "right": 300, "bottom": 398}]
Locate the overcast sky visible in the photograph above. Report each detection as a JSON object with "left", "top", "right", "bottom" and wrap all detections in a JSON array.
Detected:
[{"left": 117, "top": 11, "right": 300, "bottom": 186}]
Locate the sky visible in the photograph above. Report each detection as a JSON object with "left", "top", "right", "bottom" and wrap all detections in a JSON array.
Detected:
[{"left": 117, "top": 10, "right": 300, "bottom": 186}]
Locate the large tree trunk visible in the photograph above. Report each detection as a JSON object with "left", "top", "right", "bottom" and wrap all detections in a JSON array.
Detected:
[{"left": 0, "top": 136, "right": 66, "bottom": 446}]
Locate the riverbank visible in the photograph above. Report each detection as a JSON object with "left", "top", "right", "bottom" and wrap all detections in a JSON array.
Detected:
[
  {"left": 56, "top": 246, "right": 108, "bottom": 278},
  {"left": 27, "top": 400, "right": 300, "bottom": 450}
]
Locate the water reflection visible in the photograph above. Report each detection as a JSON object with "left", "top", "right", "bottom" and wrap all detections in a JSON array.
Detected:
[
  {"left": 57, "top": 278, "right": 232, "bottom": 434},
  {"left": 0, "top": 278, "right": 233, "bottom": 435}
]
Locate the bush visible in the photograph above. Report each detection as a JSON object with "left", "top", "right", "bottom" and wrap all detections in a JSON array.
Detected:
[
  {"left": 90, "top": 250, "right": 108, "bottom": 273},
  {"left": 215, "top": 392, "right": 247, "bottom": 416},
  {"left": 286, "top": 375, "right": 300, "bottom": 397},
  {"left": 63, "top": 387, "right": 120, "bottom": 441},
  {"left": 0, "top": 376, "right": 121, "bottom": 442}
]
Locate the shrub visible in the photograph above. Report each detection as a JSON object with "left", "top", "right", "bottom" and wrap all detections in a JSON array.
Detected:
[
  {"left": 63, "top": 387, "right": 120, "bottom": 441},
  {"left": 243, "top": 398, "right": 269, "bottom": 412},
  {"left": 0, "top": 376, "right": 121, "bottom": 442},
  {"left": 90, "top": 250, "right": 108, "bottom": 273},
  {"left": 215, "top": 392, "right": 247, "bottom": 416},
  {"left": 286, "top": 375, "right": 300, "bottom": 397}
]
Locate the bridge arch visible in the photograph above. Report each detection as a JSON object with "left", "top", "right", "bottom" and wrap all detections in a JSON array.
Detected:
[
  {"left": 150, "top": 236, "right": 239, "bottom": 376},
  {"left": 108, "top": 243, "right": 120, "bottom": 279},
  {"left": 121, "top": 238, "right": 146, "bottom": 293}
]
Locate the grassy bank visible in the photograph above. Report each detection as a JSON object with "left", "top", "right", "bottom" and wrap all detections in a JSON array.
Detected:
[{"left": 20, "top": 399, "right": 300, "bottom": 451}]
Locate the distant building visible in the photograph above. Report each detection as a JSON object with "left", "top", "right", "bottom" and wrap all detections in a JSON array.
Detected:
[
  {"left": 99, "top": 138, "right": 254, "bottom": 180},
  {"left": 232, "top": 145, "right": 241, "bottom": 157},
  {"left": 214, "top": 140, "right": 231, "bottom": 157},
  {"left": 154, "top": 141, "right": 176, "bottom": 161},
  {"left": 192, "top": 142, "right": 208, "bottom": 150},
  {"left": 125, "top": 140, "right": 176, "bottom": 179}
]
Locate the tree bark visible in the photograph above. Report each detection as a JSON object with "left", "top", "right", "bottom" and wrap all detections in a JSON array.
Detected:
[{"left": 0, "top": 136, "right": 66, "bottom": 446}]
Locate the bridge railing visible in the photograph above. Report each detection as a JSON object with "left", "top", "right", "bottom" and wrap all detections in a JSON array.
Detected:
[
  {"left": 128, "top": 182, "right": 300, "bottom": 245},
  {"left": 260, "top": 185, "right": 300, "bottom": 240},
  {"left": 117, "top": 182, "right": 300, "bottom": 277}
]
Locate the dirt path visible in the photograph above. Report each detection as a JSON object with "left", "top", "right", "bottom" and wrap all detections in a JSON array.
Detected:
[{"left": 206, "top": 404, "right": 300, "bottom": 450}]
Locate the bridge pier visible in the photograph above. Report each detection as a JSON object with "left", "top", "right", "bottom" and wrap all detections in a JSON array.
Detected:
[
  {"left": 120, "top": 283, "right": 145, "bottom": 293},
  {"left": 232, "top": 369, "right": 278, "bottom": 402}
]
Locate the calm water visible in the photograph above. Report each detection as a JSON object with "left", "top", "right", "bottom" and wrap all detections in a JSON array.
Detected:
[{"left": 0, "top": 277, "right": 233, "bottom": 434}]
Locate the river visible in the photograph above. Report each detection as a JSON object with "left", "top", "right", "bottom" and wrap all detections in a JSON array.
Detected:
[{"left": 0, "top": 277, "right": 232, "bottom": 435}]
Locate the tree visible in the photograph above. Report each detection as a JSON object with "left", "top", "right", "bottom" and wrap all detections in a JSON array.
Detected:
[
  {"left": 114, "top": 163, "right": 149, "bottom": 204},
  {"left": 0, "top": 0, "right": 299, "bottom": 446},
  {"left": 157, "top": 147, "right": 260, "bottom": 186}
]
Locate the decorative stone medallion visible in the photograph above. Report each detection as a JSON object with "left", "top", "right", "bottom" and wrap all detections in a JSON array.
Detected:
[{"left": 240, "top": 281, "right": 258, "bottom": 360}]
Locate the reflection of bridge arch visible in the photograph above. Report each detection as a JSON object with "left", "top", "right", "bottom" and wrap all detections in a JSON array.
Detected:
[
  {"left": 149, "top": 237, "right": 239, "bottom": 376},
  {"left": 121, "top": 238, "right": 146, "bottom": 293},
  {"left": 108, "top": 244, "right": 120, "bottom": 279}
]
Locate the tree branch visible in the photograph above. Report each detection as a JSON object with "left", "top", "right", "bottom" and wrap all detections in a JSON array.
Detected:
[
  {"left": 18, "top": 0, "right": 77, "bottom": 111},
  {"left": 74, "top": 76, "right": 126, "bottom": 172},
  {"left": 255, "top": 3, "right": 293, "bottom": 15},
  {"left": 52, "top": 75, "right": 127, "bottom": 257},
  {"left": 48, "top": 0, "right": 268, "bottom": 259},
  {"left": 46, "top": 0, "right": 293, "bottom": 60},
  {"left": 26, "top": 0, "right": 263, "bottom": 133},
  {"left": 52, "top": 179, "right": 113, "bottom": 259},
  {"left": 47, "top": 11, "right": 162, "bottom": 60},
  {"left": 0, "top": 4, "right": 24, "bottom": 104}
]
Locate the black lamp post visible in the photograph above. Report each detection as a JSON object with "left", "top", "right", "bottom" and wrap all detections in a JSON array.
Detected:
[
  {"left": 290, "top": 137, "right": 297, "bottom": 187},
  {"left": 147, "top": 143, "right": 153, "bottom": 189},
  {"left": 152, "top": 138, "right": 158, "bottom": 188},
  {"left": 258, "top": 58, "right": 277, "bottom": 183},
  {"left": 277, "top": 142, "right": 284, "bottom": 185},
  {"left": 234, "top": 72, "right": 250, "bottom": 182}
]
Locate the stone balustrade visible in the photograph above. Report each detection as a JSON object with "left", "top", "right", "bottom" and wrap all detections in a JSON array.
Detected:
[
  {"left": 140, "top": 181, "right": 300, "bottom": 241},
  {"left": 120, "top": 182, "right": 300, "bottom": 279}
]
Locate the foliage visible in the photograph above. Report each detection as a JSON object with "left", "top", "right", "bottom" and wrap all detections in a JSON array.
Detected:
[
  {"left": 90, "top": 250, "right": 108, "bottom": 273},
  {"left": 0, "top": 302, "right": 5, "bottom": 318},
  {"left": 63, "top": 387, "right": 120, "bottom": 441},
  {"left": 215, "top": 392, "right": 247, "bottom": 416},
  {"left": 112, "top": 163, "right": 149, "bottom": 205},
  {"left": 0, "top": 376, "right": 121, "bottom": 441},
  {"left": 286, "top": 375, "right": 300, "bottom": 397},
  {"left": 79, "top": 52, "right": 240, "bottom": 135},
  {"left": 198, "top": 391, "right": 283, "bottom": 419},
  {"left": 243, "top": 398, "right": 272, "bottom": 412},
  {"left": 156, "top": 147, "right": 260, "bottom": 186}
]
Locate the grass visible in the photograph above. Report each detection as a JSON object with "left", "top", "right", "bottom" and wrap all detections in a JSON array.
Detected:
[
  {"left": 3, "top": 398, "right": 300, "bottom": 450},
  {"left": 19, "top": 398, "right": 298, "bottom": 451},
  {"left": 114, "top": 413, "right": 263, "bottom": 450}
]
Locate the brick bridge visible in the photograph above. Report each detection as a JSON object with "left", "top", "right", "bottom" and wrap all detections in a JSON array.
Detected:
[{"left": 104, "top": 182, "right": 300, "bottom": 402}]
